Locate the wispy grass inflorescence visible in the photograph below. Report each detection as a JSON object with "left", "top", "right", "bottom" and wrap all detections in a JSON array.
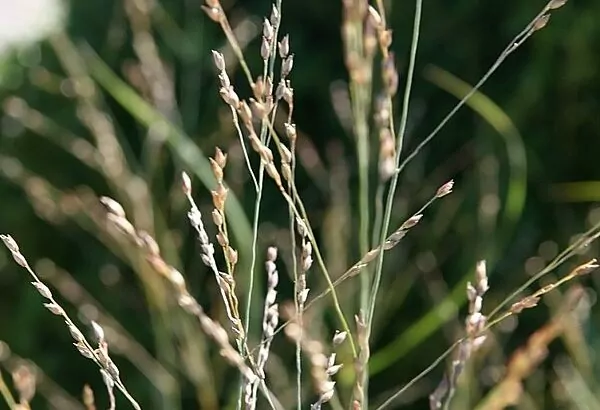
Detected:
[
  {"left": 182, "top": 170, "right": 246, "bottom": 345},
  {"left": 488, "top": 259, "right": 598, "bottom": 328},
  {"left": 296, "top": 218, "right": 312, "bottom": 306},
  {"left": 0, "top": 234, "right": 141, "bottom": 410},
  {"left": 207, "top": 149, "right": 248, "bottom": 362},
  {"left": 393, "top": 0, "right": 571, "bottom": 180},
  {"left": 216, "top": 24, "right": 355, "bottom": 358},
  {"left": 430, "top": 260, "right": 490, "bottom": 410},
  {"left": 476, "top": 286, "right": 587, "bottom": 410},
  {"left": 207, "top": 3, "right": 320, "bottom": 407},
  {"left": 375, "top": 235, "right": 600, "bottom": 410},
  {"left": 368, "top": 1, "right": 571, "bottom": 406},
  {"left": 245, "top": 247, "right": 280, "bottom": 410},
  {"left": 429, "top": 258, "right": 598, "bottom": 410},
  {"left": 93, "top": 197, "right": 276, "bottom": 403},
  {"left": 291, "top": 214, "right": 312, "bottom": 407},
  {"left": 209, "top": 1, "right": 357, "bottom": 356}
]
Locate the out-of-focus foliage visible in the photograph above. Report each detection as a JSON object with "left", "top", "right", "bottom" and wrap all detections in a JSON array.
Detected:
[{"left": 1, "top": 0, "right": 600, "bottom": 409}]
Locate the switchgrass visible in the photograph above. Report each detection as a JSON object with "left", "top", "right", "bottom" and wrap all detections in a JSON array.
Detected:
[{"left": 1, "top": 0, "right": 597, "bottom": 409}]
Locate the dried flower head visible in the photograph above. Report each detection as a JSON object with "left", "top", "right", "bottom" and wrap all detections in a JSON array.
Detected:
[
  {"left": 99, "top": 196, "right": 126, "bottom": 218},
  {"left": 549, "top": 0, "right": 568, "bottom": 10},
  {"left": 279, "top": 34, "right": 290, "bottom": 58},
  {"left": 211, "top": 50, "right": 225, "bottom": 71},
  {"left": 181, "top": 171, "right": 192, "bottom": 196},
  {"left": 436, "top": 180, "right": 454, "bottom": 198},
  {"left": 333, "top": 330, "right": 348, "bottom": 346},
  {"left": 533, "top": 14, "right": 551, "bottom": 31}
]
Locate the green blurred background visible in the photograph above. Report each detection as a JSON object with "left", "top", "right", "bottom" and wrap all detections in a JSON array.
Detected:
[{"left": 1, "top": 0, "right": 600, "bottom": 409}]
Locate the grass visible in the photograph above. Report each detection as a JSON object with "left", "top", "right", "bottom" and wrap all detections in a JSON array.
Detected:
[{"left": 1, "top": 0, "right": 598, "bottom": 409}]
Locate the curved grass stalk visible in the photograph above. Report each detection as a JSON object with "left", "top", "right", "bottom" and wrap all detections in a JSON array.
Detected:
[
  {"left": 246, "top": 188, "right": 442, "bottom": 360},
  {"left": 374, "top": 340, "right": 460, "bottom": 410},
  {"left": 1, "top": 235, "right": 142, "bottom": 410},
  {"left": 373, "top": 221, "right": 600, "bottom": 409},
  {"left": 394, "top": 2, "right": 557, "bottom": 179},
  {"left": 367, "top": 0, "right": 560, "bottom": 377},
  {"left": 368, "top": 221, "right": 600, "bottom": 375},
  {"left": 487, "top": 221, "right": 600, "bottom": 320}
]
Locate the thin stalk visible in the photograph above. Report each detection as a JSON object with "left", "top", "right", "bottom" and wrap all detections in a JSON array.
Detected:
[
  {"left": 244, "top": 170, "right": 266, "bottom": 335},
  {"left": 394, "top": 2, "right": 555, "bottom": 178},
  {"left": 374, "top": 341, "right": 460, "bottom": 410},
  {"left": 371, "top": 183, "right": 385, "bottom": 248},
  {"left": 243, "top": 0, "right": 284, "bottom": 341},
  {"left": 218, "top": 19, "right": 254, "bottom": 87},
  {"left": 357, "top": 89, "right": 371, "bottom": 324},
  {"left": 239, "top": 3, "right": 283, "bottom": 408},
  {"left": 364, "top": 2, "right": 422, "bottom": 403},
  {"left": 488, "top": 222, "right": 600, "bottom": 320},
  {"left": 230, "top": 106, "right": 259, "bottom": 192},
  {"left": 266, "top": 123, "right": 358, "bottom": 356},
  {"left": 367, "top": 0, "right": 422, "bottom": 334},
  {"left": 374, "top": 222, "right": 600, "bottom": 410},
  {"left": 289, "top": 142, "right": 302, "bottom": 409},
  {"left": 238, "top": 167, "right": 265, "bottom": 410},
  {"left": 245, "top": 190, "right": 441, "bottom": 360}
]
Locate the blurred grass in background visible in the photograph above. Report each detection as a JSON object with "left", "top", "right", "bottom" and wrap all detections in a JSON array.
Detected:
[{"left": 1, "top": 0, "right": 600, "bottom": 409}]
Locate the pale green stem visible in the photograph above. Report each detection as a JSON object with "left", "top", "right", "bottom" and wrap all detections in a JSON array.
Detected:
[
  {"left": 239, "top": 3, "right": 283, "bottom": 409},
  {"left": 367, "top": 0, "right": 423, "bottom": 353}
]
